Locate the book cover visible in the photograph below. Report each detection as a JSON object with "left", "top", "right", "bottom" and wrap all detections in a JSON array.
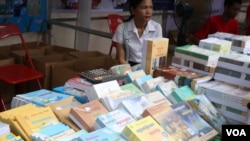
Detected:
[
  {"left": 142, "top": 102, "right": 199, "bottom": 141},
  {"left": 133, "top": 74, "right": 153, "bottom": 93},
  {"left": 56, "top": 130, "right": 88, "bottom": 141},
  {"left": 122, "top": 116, "right": 170, "bottom": 141},
  {"left": 125, "top": 69, "right": 146, "bottom": 83},
  {"left": 80, "top": 127, "right": 127, "bottom": 141},
  {"left": 69, "top": 99, "right": 108, "bottom": 132},
  {"left": 16, "top": 89, "right": 70, "bottom": 107},
  {"left": 118, "top": 95, "right": 153, "bottom": 120},
  {"left": 142, "top": 38, "right": 169, "bottom": 75},
  {"left": 156, "top": 80, "right": 178, "bottom": 104},
  {"left": 144, "top": 91, "right": 172, "bottom": 106},
  {"left": 199, "top": 37, "right": 232, "bottom": 54},
  {"left": 171, "top": 85, "right": 197, "bottom": 104},
  {"left": 171, "top": 102, "right": 218, "bottom": 140},
  {"left": 48, "top": 96, "right": 81, "bottom": 131},
  {"left": 94, "top": 107, "right": 136, "bottom": 133},
  {"left": 152, "top": 66, "right": 179, "bottom": 79},
  {"left": 0, "top": 121, "right": 10, "bottom": 136},
  {"left": 141, "top": 76, "right": 165, "bottom": 93},
  {"left": 15, "top": 107, "right": 59, "bottom": 140},
  {"left": 187, "top": 94, "right": 228, "bottom": 134},
  {"left": 120, "top": 83, "right": 144, "bottom": 96},
  {"left": 0, "top": 132, "right": 24, "bottom": 141}
]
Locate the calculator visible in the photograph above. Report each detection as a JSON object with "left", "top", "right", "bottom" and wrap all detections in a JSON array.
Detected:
[{"left": 79, "top": 68, "right": 126, "bottom": 84}]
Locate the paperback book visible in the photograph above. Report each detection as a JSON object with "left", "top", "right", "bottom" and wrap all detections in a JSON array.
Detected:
[{"left": 156, "top": 80, "right": 178, "bottom": 104}]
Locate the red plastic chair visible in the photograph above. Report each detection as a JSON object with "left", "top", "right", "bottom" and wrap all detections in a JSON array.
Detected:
[
  {"left": 0, "top": 23, "right": 44, "bottom": 111},
  {"left": 107, "top": 14, "right": 125, "bottom": 59}
]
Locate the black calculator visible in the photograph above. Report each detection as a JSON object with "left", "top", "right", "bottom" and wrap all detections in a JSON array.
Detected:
[{"left": 79, "top": 68, "right": 126, "bottom": 84}]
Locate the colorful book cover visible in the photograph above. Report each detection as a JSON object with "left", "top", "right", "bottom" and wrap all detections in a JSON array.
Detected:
[
  {"left": 94, "top": 108, "right": 136, "bottom": 133},
  {"left": 171, "top": 102, "right": 218, "bottom": 140},
  {"left": 156, "top": 80, "right": 178, "bottom": 104},
  {"left": 118, "top": 95, "right": 153, "bottom": 120},
  {"left": 125, "top": 69, "right": 146, "bottom": 83},
  {"left": 48, "top": 96, "right": 81, "bottom": 131},
  {"left": 69, "top": 99, "right": 108, "bottom": 132},
  {"left": 120, "top": 83, "right": 144, "bottom": 96},
  {"left": 142, "top": 38, "right": 169, "bottom": 75},
  {"left": 133, "top": 74, "right": 153, "bottom": 93},
  {"left": 0, "top": 132, "right": 24, "bottom": 141},
  {"left": 187, "top": 94, "right": 228, "bottom": 134},
  {"left": 80, "top": 127, "right": 127, "bottom": 141},
  {"left": 16, "top": 89, "right": 70, "bottom": 107},
  {"left": 171, "top": 85, "right": 197, "bottom": 104},
  {"left": 122, "top": 116, "right": 170, "bottom": 141},
  {"left": 56, "top": 130, "right": 88, "bottom": 141},
  {"left": 142, "top": 102, "right": 199, "bottom": 141}
]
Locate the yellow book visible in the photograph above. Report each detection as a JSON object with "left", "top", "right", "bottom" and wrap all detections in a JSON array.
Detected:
[
  {"left": 15, "top": 106, "right": 58, "bottom": 140},
  {"left": 122, "top": 116, "right": 170, "bottom": 141},
  {"left": 142, "top": 38, "right": 169, "bottom": 75},
  {"left": 49, "top": 96, "right": 81, "bottom": 131},
  {"left": 0, "top": 132, "right": 24, "bottom": 141}
]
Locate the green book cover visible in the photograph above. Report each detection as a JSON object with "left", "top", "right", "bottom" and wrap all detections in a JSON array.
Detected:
[{"left": 171, "top": 85, "right": 196, "bottom": 103}]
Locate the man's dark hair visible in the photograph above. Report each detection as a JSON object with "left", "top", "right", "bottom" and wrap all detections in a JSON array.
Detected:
[{"left": 224, "top": 0, "right": 242, "bottom": 7}]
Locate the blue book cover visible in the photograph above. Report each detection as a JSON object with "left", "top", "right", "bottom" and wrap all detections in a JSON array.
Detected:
[
  {"left": 16, "top": 89, "right": 70, "bottom": 107},
  {"left": 171, "top": 102, "right": 218, "bottom": 139},
  {"left": 56, "top": 130, "right": 88, "bottom": 141},
  {"left": 79, "top": 127, "right": 127, "bottom": 141},
  {"left": 133, "top": 75, "right": 153, "bottom": 93},
  {"left": 53, "top": 86, "right": 88, "bottom": 104},
  {"left": 125, "top": 69, "right": 146, "bottom": 83}
]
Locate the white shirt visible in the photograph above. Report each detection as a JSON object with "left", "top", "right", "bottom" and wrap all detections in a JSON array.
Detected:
[{"left": 112, "top": 19, "right": 162, "bottom": 63}]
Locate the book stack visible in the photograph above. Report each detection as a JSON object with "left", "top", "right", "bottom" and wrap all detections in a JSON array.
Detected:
[
  {"left": 142, "top": 102, "right": 200, "bottom": 141},
  {"left": 0, "top": 104, "right": 59, "bottom": 141},
  {"left": 174, "top": 45, "right": 220, "bottom": 68},
  {"left": 208, "top": 32, "right": 250, "bottom": 53},
  {"left": 69, "top": 99, "right": 108, "bottom": 132},
  {"left": 11, "top": 89, "right": 71, "bottom": 107},
  {"left": 197, "top": 80, "right": 250, "bottom": 124},
  {"left": 198, "top": 37, "right": 232, "bottom": 55},
  {"left": 142, "top": 38, "right": 169, "bottom": 75},
  {"left": 122, "top": 116, "right": 170, "bottom": 141},
  {"left": 213, "top": 52, "right": 250, "bottom": 88},
  {"left": 93, "top": 108, "right": 136, "bottom": 133}
]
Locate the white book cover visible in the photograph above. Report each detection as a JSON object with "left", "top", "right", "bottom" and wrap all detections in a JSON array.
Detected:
[
  {"left": 141, "top": 76, "right": 166, "bottom": 93},
  {"left": 156, "top": 80, "right": 178, "bottom": 104},
  {"left": 144, "top": 91, "right": 172, "bottom": 106}
]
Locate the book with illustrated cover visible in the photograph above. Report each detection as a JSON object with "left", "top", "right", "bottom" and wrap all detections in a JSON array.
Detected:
[
  {"left": 122, "top": 116, "right": 170, "bottom": 141},
  {"left": 172, "top": 102, "right": 218, "bottom": 141},
  {"left": 94, "top": 107, "right": 136, "bottom": 133},
  {"left": 80, "top": 127, "right": 127, "bottom": 141},
  {"left": 175, "top": 45, "right": 220, "bottom": 67},
  {"left": 144, "top": 91, "right": 172, "bottom": 106},
  {"left": 0, "top": 132, "right": 24, "bottom": 141},
  {"left": 69, "top": 99, "right": 108, "bottom": 132},
  {"left": 16, "top": 89, "right": 70, "bottom": 107},
  {"left": 118, "top": 95, "right": 153, "bottom": 120},
  {"left": 187, "top": 94, "right": 228, "bottom": 134},
  {"left": 48, "top": 96, "right": 81, "bottom": 131},
  {"left": 65, "top": 76, "right": 93, "bottom": 93},
  {"left": 142, "top": 102, "right": 200, "bottom": 141},
  {"left": 133, "top": 74, "right": 153, "bottom": 93},
  {"left": 142, "top": 38, "right": 169, "bottom": 75},
  {"left": 141, "top": 76, "right": 166, "bottom": 94}
]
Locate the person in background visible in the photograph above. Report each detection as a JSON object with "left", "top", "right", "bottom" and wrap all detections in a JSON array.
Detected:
[
  {"left": 112, "top": 0, "right": 162, "bottom": 66},
  {"left": 245, "top": 4, "right": 250, "bottom": 35},
  {"left": 189, "top": 0, "right": 242, "bottom": 45}
]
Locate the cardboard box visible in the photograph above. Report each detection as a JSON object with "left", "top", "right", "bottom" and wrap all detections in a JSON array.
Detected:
[
  {"left": 32, "top": 54, "right": 77, "bottom": 89},
  {"left": 51, "top": 56, "right": 119, "bottom": 88},
  {"left": 44, "top": 45, "right": 79, "bottom": 55},
  {"left": 69, "top": 51, "right": 107, "bottom": 59}
]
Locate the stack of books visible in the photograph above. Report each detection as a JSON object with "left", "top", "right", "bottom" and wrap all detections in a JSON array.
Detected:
[
  {"left": 213, "top": 52, "right": 250, "bottom": 88},
  {"left": 197, "top": 80, "right": 250, "bottom": 124}
]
